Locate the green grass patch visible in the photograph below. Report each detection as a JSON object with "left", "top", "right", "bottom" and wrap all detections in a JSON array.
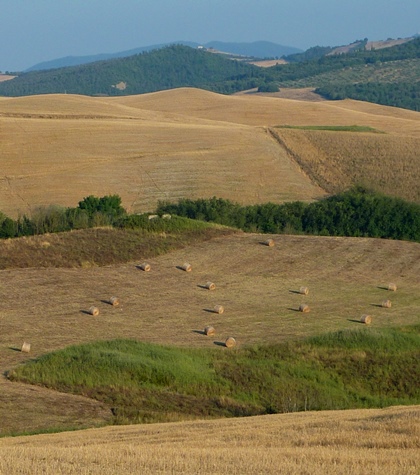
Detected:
[
  {"left": 275, "top": 125, "right": 383, "bottom": 133},
  {"left": 8, "top": 326, "right": 420, "bottom": 425}
]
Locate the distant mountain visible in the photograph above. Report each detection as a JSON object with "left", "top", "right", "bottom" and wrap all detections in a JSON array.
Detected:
[
  {"left": 2, "top": 39, "right": 419, "bottom": 111},
  {"left": 24, "top": 41, "right": 200, "bottom": 72},
  {"left": 2, "top": 45, "right": 265, "bottom": 97},
  {"left": 25, "top": 41, "right": 302, "bottom": 72}
]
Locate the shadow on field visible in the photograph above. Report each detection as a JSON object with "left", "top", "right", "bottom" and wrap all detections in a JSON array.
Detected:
[
  {"left": 370, "top": 303, "right": 383, "bottom": 307},
  {"left": 287, "top": 307, "right": 300, "bottom": 312},
  {"left": 213, "top": 341, "right": 226, "bottom": 347},
  {"left": 80, "top": 310, "right": 93, "bottom": 315},
  {"left": 8, "top": 347, "right": 21, "bottom": 352},
  {"left": 348, "top": 319, "right": 365, "bottom": 324},
  {"left": 289, "top": 290, "right": 302, "bottom": 294},
  {"left": 192, "top": 330, "right": 206, "bottom": 335}
]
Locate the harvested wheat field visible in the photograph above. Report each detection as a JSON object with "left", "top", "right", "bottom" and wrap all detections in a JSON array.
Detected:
[
  {"left": 0, "top": 405, "right": 418, "bottom": 475},
  {"left": 0, "top": 232, "right": 419, "bottom": 434},
  {"left": 270, "top": 127, "right": 420, "bottom": 201},
  {"left": 1, "top": 88, "right": 420, "bottom": 217}
]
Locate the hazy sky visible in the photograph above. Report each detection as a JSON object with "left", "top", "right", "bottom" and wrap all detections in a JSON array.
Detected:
[{"left": 1, "top": 0, "right": 419, "bottom": 71}]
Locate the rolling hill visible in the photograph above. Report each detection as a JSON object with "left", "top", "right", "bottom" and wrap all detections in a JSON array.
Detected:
[
  {"left": 1, "top": 39, "right": 419, "bottom": 111},
  {"left": 0, "top": 405, "right": 418, "bottom": 474},
  {"left": 0, "top": 86, "right": 419, "bottom": 473},
  {"left": 0, "top": 88, "right": 419, "bottom": 219},
  {"left": 25, "top": 40, "right": 302, "bottom": 72}
]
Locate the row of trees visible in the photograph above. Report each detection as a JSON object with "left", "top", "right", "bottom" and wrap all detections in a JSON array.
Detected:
[
  {"left": 1, "top": 189, "right": 419, "bottom": 243},
  {"left": 316, "top": 81, "right": 420, "bottom": 111},
  {"left": 157, "top": 188, "right": 420, "bottom": 242},
  {"left": 0, "top": 195, "right": 125, "bottom": 238}
]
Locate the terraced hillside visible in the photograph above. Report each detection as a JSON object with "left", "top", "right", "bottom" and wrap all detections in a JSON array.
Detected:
[{"left": 1, "top": 88, "right": 419, "bottom": 219}]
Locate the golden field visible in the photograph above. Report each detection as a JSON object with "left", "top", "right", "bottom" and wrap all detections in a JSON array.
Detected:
[
  {"left": 0, "top": 405, "right": 419, "bottom": 475},
  {"left": 0, "top": 89, "right": 419, "bottom": 473},
  {"left": 1, "top": 232, "right": 419, "bottom": 435},
  {"left": 1, "top": 88, "right": 420, "bottom": 219}
]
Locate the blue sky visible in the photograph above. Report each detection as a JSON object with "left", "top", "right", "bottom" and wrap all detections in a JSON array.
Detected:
[{"left": 1, "top": 0, "right": 419, "bottom": 71}]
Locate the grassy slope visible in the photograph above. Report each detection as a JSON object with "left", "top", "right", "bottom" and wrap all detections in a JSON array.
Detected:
[{"left": 8, "top": 327, "right": 419, "bottom": 425}]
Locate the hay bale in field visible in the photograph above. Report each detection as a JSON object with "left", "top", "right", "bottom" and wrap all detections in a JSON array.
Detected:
[
  {"left": 298, "top": 304, "right": 310, "bottom": 313},
  {"left": 21, "top": 342, "right": 31, "bottom": 353},
  {"left": 204, "top": 282, "right": 216, "bottom": 291},
  {"left": 204, "top": 325, "right": 215, "bottom": 336},
  {"left": 299, "top": 286, "right": 309, "bottom": 295},
  {"left": 387, "top": 283, "right": 397, "bottom": 292},
  {"left": 162, "top": 214, "right": 171, "bottom": 219},
  {"left": 139, "top": 262, "right": 151, "bottom": 272},
  {"left": 109, "top": 296, "right": 119, "bottom": 306},
  {"left": 264, "top": 238, "right": 275, "bottom": 247},
  {"left": 88, "top": 306, "right": 99, "bottom": 316},
  {"left": 381, "top": 299, "right": 392, "bottom": 308},
  {"left": 181, "top": 263, "right": 192, "bottom": 272},
  {"left": 213, "top": 305, "right": 224, "bottom": 314},
  {"left": 225, "top": 337, "right": 236, "bottom": 348},
  {"left": 148, "top": 214, "right": 159, "bottom": 220},
  {"left": 361, "top": 314, "right": 372, "bottom": 324}
]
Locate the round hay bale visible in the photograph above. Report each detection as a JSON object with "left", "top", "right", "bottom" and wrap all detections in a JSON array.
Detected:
[
  {"left": 205, "top": 282, "right": 216, "bottom": 291},
  {"left": 381, "top": 299, "right": 392, "bottom": 308},
  {"left": 204, "top": 325, "right": 215, "bottom": 336},
  {"left": 387, "top": 283, "right": 397, "bottom": 292},
  {"left": 299, "top": 286, "right": 309, "bottom": 295},
  {"left": 88, "top": 306, "right": 99, "bottom": 316},
  {"left": 109, "top": 296, "right": 119, "bottom": 306},
  {"left": 298, "top": 304, "right": 310, "bottom": 313},
  {"left": 21, "top": 342, "right": 31, "bottom": 353},
  {"left": 181, "top": 263, "right": 192, "bottom": 272},
  {"left": 225, "top": 337, "right": 236, "bottom": 348},
  {"left": 264, "top": 238, "right": 275, "bottom": 247},
  {"left": 213, "top": 305, "right": 224, "bottom": 314},
  {"left": 139, "top": 262, "right": 151, "bottom": 272},
  {"left": 361, "top": 314, "right": 372, "bottom": 324}
]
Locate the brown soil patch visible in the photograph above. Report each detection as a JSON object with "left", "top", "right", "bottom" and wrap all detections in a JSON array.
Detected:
[
  {"left": 236, "top": 87, "right": 325, "bottom": 102},
  {"left": 248, "top": 59, "right": 287, "bottom": 67},
  {"left": 0, "top": 74, "right": 15, "bottom": 82}
]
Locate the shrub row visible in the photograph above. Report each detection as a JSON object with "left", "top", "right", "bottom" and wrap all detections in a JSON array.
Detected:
[{"left": 157, "top": 187, "right": 420, "bottom": 242}]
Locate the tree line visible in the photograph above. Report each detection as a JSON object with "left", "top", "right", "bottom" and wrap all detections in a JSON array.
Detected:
[
  {"left": 157, "top": 187, "right": 420, "bottom": 242},
  {"left": 1, "top": 188, "right": 419, "bottom": 242}
]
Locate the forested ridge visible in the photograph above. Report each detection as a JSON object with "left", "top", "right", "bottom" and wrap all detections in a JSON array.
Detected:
[{"left": 0, "top": 39, "right": 419, "bottom": 110}]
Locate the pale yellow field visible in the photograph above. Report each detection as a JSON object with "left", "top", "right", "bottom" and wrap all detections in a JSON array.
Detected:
[
  {"left": 1, "top": 233, "right": 419, "bottom": 435},
  {"left": 271, "top": 127, "right": 420, "bottom": 201},
  {"left": 1, "top": 89, "right": 419, "bottom": 471},
  {"left": 0, "top": 405, "right": 418, "bottom": 475},
  {"left": 1, "top": 88, "right": 420, "bottom": 218}
]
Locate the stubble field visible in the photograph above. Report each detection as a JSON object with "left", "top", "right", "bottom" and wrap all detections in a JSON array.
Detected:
[
  {"left": 1, "top": 232, "right": 419, "bottom": 435},
  {"left": 0, "top": 405, "right": 418, "bottom": 475},
  {"left": 0, "top": 89, "right": 419, "bottom": 473},
  {"left": 1, "top": 88, "right": 420, "bottom": 219}
]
